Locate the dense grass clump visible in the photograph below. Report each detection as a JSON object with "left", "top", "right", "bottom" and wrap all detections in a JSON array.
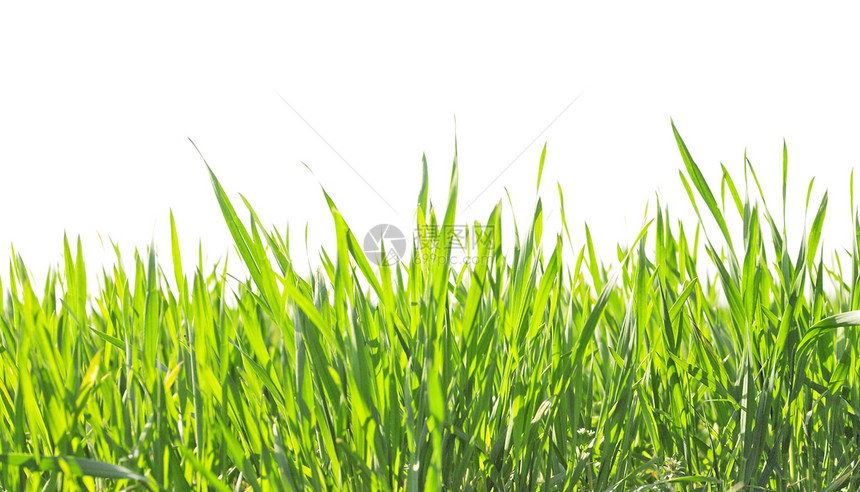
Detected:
[{"left": 0, "top": 124, "right": 859, "bottom": 491}]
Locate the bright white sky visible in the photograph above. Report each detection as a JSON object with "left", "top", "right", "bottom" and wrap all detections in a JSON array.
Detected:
[{"left": 2, "top": 2, "right": 860, "bottom": 284}]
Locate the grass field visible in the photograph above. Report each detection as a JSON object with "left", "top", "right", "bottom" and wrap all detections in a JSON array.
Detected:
[{"left": 0, "top": 124, "right": 858, "bottom": 490}]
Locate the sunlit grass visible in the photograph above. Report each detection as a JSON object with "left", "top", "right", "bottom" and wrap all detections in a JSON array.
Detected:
[{"left": 0, "top": 123, "right": 857, "bottom": 490}]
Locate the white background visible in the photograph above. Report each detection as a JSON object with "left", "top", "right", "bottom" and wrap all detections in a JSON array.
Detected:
[{"left": 2, "top": 2, "right": 859, "bottom": 285}]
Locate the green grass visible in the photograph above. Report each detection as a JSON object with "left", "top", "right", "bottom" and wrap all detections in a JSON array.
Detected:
[{"left": 0, "top": 123, "right": 858, "bottom": 490}]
